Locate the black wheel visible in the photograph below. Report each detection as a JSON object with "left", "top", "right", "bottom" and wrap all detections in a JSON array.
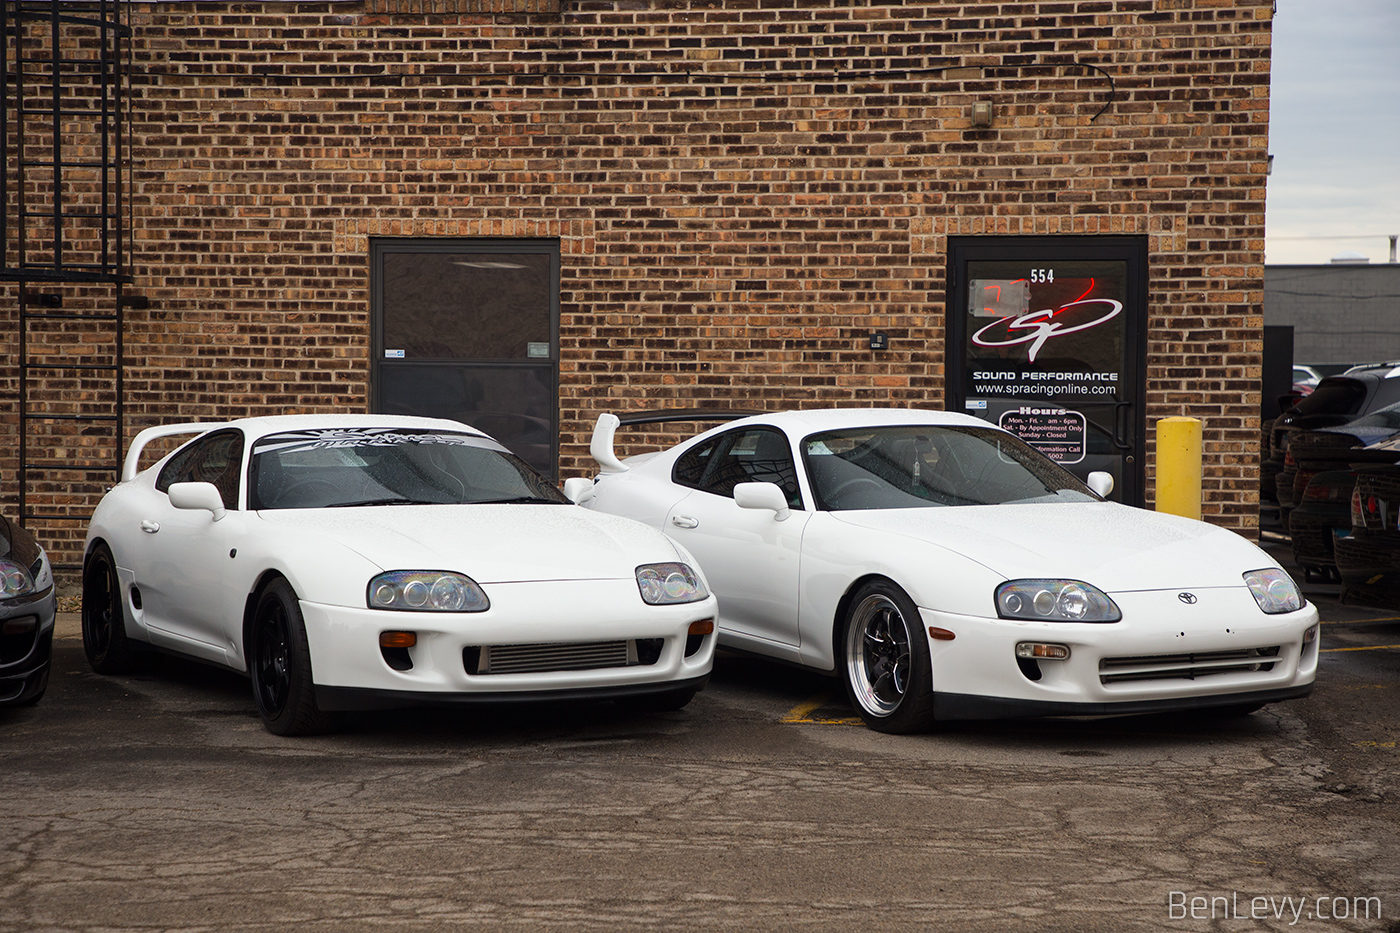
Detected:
[
  {"left": 82, "top": 542, "right": 140, "bottom": 674},
  {"left": 615, "top": 686, "right": 697, "bottom": 713},
  {"left": 249, "top": 578, "right": 332, "bottom": 736},
  {"left": 841, "top": 580, "right": 936, "bottom": 733}
]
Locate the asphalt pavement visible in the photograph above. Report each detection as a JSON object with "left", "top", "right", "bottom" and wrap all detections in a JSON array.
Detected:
[{"left": 3, "top": 540, "right": 1398, "bottom": 933}]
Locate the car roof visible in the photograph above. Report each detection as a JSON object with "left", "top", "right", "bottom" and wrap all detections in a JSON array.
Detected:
[
  {"left": 231, "top": 413, "right": 489, "bottom": 442},
  {"left": 174, "top": 413, "right": 490, "bottom": 444},
  {"left": 121, "top": 414, "right": 493, "bottom": 481},
  {"left": 719, "top": 407, "right": 999, "bottom": 434}
]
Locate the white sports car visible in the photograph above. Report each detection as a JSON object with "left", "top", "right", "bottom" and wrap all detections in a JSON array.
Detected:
[
  {"left": 566, "top": 408, "right": 1320, "bottom": 733},
  {"left": 81, "top": 415, "right": 717, "bottom": 735}
]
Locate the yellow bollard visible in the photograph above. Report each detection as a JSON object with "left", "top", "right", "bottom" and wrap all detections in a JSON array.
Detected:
[{"left": 1156, "top": 417, "right": 1203, "bottom": 520}]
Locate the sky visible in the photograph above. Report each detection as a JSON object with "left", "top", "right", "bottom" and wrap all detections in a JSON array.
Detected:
[{"left": 1266, "top": 0, "right": 1400, "bottom": 265}]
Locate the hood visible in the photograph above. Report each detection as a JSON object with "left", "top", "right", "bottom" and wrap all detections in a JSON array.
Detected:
[
  {"left": 831, "top": 501, "right": 1277, "bottom": 592},
  {"left": 259, "top": 504, "right": 673, "bottom": 583}
]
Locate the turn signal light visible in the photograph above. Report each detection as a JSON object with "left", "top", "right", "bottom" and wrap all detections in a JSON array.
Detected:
[
  {"left": 927, "top": 627, "right": 957, "bottom": 641},
  {"left": 379, "top": 631, "right": 418, "bottom": 649},
  {"left": 688, "top": 619, "right": 715, "bottom": 636},
  {"left": 1016, "top": 642, "right": 1070, "bottom": 660}
]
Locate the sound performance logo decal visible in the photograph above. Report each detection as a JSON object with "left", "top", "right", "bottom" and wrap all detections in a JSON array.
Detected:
[{"left": 972, "top": 297, "right": 1124, "bottom": 363}]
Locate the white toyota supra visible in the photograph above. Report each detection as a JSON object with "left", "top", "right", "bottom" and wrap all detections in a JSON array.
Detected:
[
  {"left": 566, "top": 408, "right": 1319, "bottom": 733},
  {"left": 81, "top": 415, "right": 717, "bottom": 735}
]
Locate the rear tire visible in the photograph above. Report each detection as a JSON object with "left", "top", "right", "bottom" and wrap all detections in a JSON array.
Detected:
[
  {"left": 249, "top": 578, "right": 332, "bottom": 736},
  {"left": 82, "top": 542, "right": 140, "bottom": 674},
  {"left": 842, "top": 580, "right": 937, "bottom": 734}
]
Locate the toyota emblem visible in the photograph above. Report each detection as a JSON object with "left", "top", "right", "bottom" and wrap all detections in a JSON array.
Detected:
[{"left": 1178, "top": 592, "right": 1198, "bottom": 605}]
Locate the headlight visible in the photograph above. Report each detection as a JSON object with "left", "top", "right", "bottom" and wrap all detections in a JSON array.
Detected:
[
  {"left": 636, "top": 562, "right": 708, "bottom": 605},
  {"left": 1243, "top": 568, "right": 1303, "bottom": 614},
  {"left": 995, "top": 579, "right": 1121, "bottom": 623},
  {"left": 0, "top": 559, "right": 35, "bottom": 599},
  {"left": 368, "top": 571, "right": 489, "bottom": 612}
]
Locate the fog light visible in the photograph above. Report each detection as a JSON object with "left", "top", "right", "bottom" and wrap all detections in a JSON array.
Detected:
[
  {"left": 1016, "top": 642, "right": 1070, "bottom": 660},
  {"left": 688, "top": 619, "right": 715, "bottom": 636},
  {"left": 1302, "top": 625, "right": 1319, "bottom": 644},
  {"left": 1, "top": 618, "right": 37, "bottom": 636},
  {"left": 380, "top": 631, "right": 417, "bottom": 649}
]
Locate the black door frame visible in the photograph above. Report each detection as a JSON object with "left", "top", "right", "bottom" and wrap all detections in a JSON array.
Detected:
[
  {"left": 369, "top": 236, "right": 562, "bottom": 478},
  {"left": 945, "top": 235, "right": 1149, "bottom": 507}
]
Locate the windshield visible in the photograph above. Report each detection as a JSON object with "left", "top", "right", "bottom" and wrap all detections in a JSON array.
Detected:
[
  {"left": 1292, "top": 378, "right": 1368, "bottom": 418},
  {"left": 247, "top": 427, "right": 568, "bottom": 510},
  {"left": 802, "top": 425, "right": 1097, "bottom": 511}
]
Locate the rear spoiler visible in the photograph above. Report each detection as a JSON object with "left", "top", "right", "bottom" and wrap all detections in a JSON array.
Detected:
[
  {"left": 588, "top": 408, "right": 766, "bottom": 475},
  {"left": 122, "top": 422, "right": 214, "bottom": 482}
]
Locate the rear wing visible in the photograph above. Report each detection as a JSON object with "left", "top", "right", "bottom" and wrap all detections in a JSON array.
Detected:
[
  {"left": 588, "top": 408, "right": 766, "bottom": 474},
  {"left": 121, "top": 423, "right": 215, "bottom": 482}
]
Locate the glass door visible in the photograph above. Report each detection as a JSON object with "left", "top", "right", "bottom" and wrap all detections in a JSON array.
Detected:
[
  {"left": 371, "top": 239, "right": 560, "bottom": 478},
  {"left": 946, "top": 236, "right": 1148, "bottom": 506}
]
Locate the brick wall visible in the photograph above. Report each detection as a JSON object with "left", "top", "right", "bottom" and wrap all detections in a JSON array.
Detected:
[{"left": 2, "top": 0, "right": 1274, "bottom": 571}]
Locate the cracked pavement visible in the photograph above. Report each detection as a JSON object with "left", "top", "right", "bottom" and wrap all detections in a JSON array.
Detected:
[{"left": 3, "top": 556, "right": 1398, "bottom": 933}]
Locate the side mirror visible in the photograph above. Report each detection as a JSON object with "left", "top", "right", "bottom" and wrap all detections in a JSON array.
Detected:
[
  {"left": 168, "top": 481, "right": 228, "bottom": 521},
  {"left": 733, "top": 481, "right": 791, "bottom": 521},
  {"left": 562, "top": 477, "right": 595, "bottom": 504},
  {"left": 1086, "top": 471, "right": 1115, "bottom": 498}
]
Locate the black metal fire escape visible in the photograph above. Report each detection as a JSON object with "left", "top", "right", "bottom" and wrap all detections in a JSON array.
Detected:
[{"left": 2, "top": 0, "right": 132, "bottom": 568}]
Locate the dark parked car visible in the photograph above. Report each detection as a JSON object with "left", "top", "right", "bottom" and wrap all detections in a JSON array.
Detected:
[
  {"left": 1263, "top": 367, "right": 1400, "bottom": 510},
  {"left": 1336, "top": 463, "right": 1400, "bottom": 609},
  {"left": 1290, "top": 469, "right": 1357, "bottom": 582},
  {"left": 1274, "top": 401, "right": 1400, "bottom": 526},
  {"left": 1, "top": 512, "right": 56, "bottom": 707}
]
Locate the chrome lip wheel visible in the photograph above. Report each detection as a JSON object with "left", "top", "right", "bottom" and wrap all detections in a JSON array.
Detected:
[{"left": 845, "top": 593, "right": 912, "bottom": 717}]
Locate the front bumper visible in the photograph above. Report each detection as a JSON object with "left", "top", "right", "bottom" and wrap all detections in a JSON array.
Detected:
[
  {"left": 919, "top": 587, "right": 1320, "bottom": 720},
  {"left": 0, "top": 588, "right": 57, "bottom": 707},
  {"left": 297, "top": 578, "right": 717, "bottom": 709}
]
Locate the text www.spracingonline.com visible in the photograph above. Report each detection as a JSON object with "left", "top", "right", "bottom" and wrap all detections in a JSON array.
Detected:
[{"left": 1169, "top": 891, "right": 1383, "bottom": 925}]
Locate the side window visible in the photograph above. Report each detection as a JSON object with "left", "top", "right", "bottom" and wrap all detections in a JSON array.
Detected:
[
  {"left": 155, "top": 431, "right": 246, "bottom": 509},
  {"left": 677, "top": 428, "right": 802, "bottom": 508},
  {"left": 673, "top": 436, "right": 720, "bottom": 489}
]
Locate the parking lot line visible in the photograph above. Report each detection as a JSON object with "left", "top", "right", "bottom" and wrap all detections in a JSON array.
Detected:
[
  {"left": 1320, "top": 644, "right": 1400, "bottom": 653},
  {"left": 781, "top": 692, "right": 862, "bottom": 725}
]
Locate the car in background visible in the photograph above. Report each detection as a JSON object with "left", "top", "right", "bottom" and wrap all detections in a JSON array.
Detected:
[
  {"left": 1263, "top": 366, "right": 1400, "bottom": 510},
  {"left": 568, "top": 408, "right": 1319, "bottom": 733},
  {"left": 1, "top": 512, "right": 56, "bottom": 708},
  {"left": 1336, "top": 463, "right": 1400, "bottom": 609},
  {"left": 1274, "top": 401, "right": 1400, "bottom": 525},
  {"left": 1292, "top": 365, "right": 1323, "bottom": 389},
  {"left": 1290, "top": 469, "right": 1359, "bottom": 583},
  {"left": 81, "top": 415, "right": 718, "bottom": 735}
]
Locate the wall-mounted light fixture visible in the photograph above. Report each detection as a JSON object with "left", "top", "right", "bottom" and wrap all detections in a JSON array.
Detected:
[{"left": 971, "top": 101, "right": 993, "bottom": 128}]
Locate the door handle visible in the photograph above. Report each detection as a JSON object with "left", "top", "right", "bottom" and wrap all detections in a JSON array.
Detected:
[
  {"left": 1112, "top": 402, "right": 1133, "bottom": 450},
  {"left": 671, "top": 515, "right": 699, "bottom": 529},
  {"left": 140, "top": 520, "right": 160, "bottom": 534}
]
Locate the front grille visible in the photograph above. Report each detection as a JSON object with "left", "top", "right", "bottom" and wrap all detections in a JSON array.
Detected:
[
  {"left": 465, "top": 639, "right": 663, "bottom": 675},
  {"left": 1099, "top": 647, "right": 1282, "bottom": 685}
]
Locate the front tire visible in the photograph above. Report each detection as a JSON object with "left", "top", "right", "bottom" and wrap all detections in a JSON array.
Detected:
[
  {"left": 842, "top": 581, "right": 936, "bottom": 734},
  {"left": 82, "top": 542, "right": 140, "bottom": 674},
  {"left": 249, "top": 578, "right": 332, "bottom": 736}
]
